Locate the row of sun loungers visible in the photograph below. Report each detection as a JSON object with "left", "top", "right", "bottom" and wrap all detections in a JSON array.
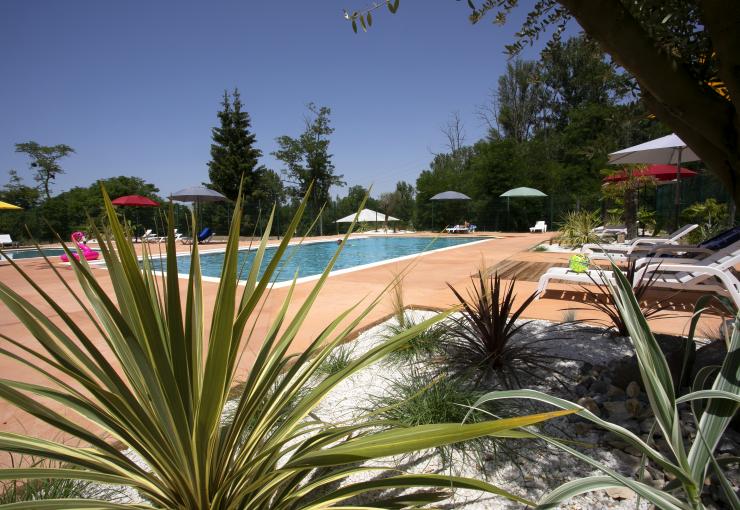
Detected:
[
  {"left": 538, "top": 224, "right": 740, "bottom": 309},
  {"left": 137, "top": 228, "right": 214, "bottom": 244},
  {"left": 444, "top": 224, "right": 477, "bottom": 233}
]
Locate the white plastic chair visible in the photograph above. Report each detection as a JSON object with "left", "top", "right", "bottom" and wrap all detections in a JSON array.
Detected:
[{"left": 583, "top": 224, "right": 698, "bottom": 258}]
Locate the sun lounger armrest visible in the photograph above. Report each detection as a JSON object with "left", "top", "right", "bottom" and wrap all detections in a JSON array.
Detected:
[
  {"left": 634, "top": 257, "right": 701, "bottom": 269},
  {"left": 650, "top": 245, "right": 712, "bottom": 256},
  {"left": 637, "top": 262, "right": 734, "bottom": 283}
]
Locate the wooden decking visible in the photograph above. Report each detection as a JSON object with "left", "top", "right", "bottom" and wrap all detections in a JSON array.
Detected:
[{"left": 486, "top": 258, "right": 568, "bottom": 282}]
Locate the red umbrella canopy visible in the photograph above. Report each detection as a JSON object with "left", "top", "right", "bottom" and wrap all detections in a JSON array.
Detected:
[
  {"left": 111, "top": 195, "right": 160, "bottom": 207},
  {"left": 604, "top": 164, "right": 698, "bottom": 184}
]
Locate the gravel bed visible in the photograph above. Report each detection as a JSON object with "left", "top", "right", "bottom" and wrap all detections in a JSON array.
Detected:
[{"left": 311, "top": 311, "right": 651, "bottom": 509}]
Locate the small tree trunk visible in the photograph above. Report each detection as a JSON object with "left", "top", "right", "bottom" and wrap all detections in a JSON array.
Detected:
[{"left": 624, "top": 187, "right": 638, "bottom": 238}]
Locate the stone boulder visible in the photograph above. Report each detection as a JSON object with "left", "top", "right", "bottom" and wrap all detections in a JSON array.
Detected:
[{"left": 611, "top": 334, "right": 695, "bottom": 390}]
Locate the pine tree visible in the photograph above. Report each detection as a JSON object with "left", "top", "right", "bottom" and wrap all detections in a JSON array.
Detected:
[{"left": 207, "top": 89, "right": 263, "bottom": 201}]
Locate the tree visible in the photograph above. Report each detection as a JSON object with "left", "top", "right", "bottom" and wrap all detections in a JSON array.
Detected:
[
  {"left": 441, "top": 111, "right": 467, "bottom": 153},
  {"left": 347, "top": 1, "right": 740, "bottom": 205},
  {"left": 272, "top": 103, "right": 345, "bottom": 234},
  {"left": 208, "top": 89, "right": 263, "bottom": 201},
  {"left": 539, "top": 36, "right": 630, "bottom": 130},
  {"left": 15, "top": 141, "right": 75, "bottom": 200},
  {"left": 492, "top": 60, "right": 546, "bottom": 141},
  {"left": 334, "top": 185, "right": 378, "bottom": 220},
  {"left": 0, "top": 169, "right": 40, "bottom": 209}
]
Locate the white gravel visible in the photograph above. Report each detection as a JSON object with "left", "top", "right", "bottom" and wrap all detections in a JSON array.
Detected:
[{"left": 310, "top": 311, "right": 649, "bottom": 509}]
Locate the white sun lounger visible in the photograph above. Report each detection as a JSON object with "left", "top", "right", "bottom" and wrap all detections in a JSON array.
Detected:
[
  {"left": 0, "top": 234, "right": 19, "bottom": 248},
  {"left": 530, "top": 221, "right": 547, "bottom": 233},
  {"left": 582, "top": 224, "right": 698, "bottom": 259},
  {"left": 537, "top": 251, "right": 740, "bottom": 309},
  {"left": 633, "top": 252, "right": 740, "bottom": 308},
  {"left": 536, "top": 267, "right": 616, "bottom": 296},
  {"left": 631, "top": 239, "right": 740, "bottom": 270}
]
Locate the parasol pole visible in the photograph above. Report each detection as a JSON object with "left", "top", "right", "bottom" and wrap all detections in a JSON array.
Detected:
[{"left": 674, "top": 148, "right": 682, "bottom": 230}]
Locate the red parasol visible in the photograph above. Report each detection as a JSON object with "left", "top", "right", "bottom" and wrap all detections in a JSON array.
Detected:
[
  {"left": 111, "top": 195, "right": 160, "bottom": 207},
  {"left": 604, "top": 164, "right": 698, "bottom": 184},
  {"left": 111, "top": 195, "right": 160, "bottom": 240}
]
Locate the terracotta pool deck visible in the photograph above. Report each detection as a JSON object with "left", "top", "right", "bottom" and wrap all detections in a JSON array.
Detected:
[{"left": 0, "top": 232, "right": 724, "bottom": 450}]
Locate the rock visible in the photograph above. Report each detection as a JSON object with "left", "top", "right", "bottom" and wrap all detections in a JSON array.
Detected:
[
  {"left": 592, "top": 393, "right": 606, "bottom": 404},
  {"left": 625, "top": 398, "right": 642, "bottom": 418},
  {"left": 577, "top": 396, "right": 600, "bottom": 415},
  {"left": 605, "top": 486, "right": 634, "bottom": 500},
  {"left": 574, "top": 383, "right": 588, "bottom": 397},
  {"left": 590, "top": 380, "right": 608, "bottom": 394},
  {"left": 611, "top": 334, "right": 696, "bottom": 389},
  {"left": 579, "top": 362, "right": 594, "bottom": 375},
  {"left": 606, "top": 384, "right": 625, "bottom": 398},
  {"left": 603, "top": 401, "right": 630, "bottom": 422},
  {"left": 691, "top": 340, "right": 726, "bottom": 381},
  {"left": 626, "top": 381, "right": 641, "bottom": 398},
  {"left": 622, "top": 419, "right": 641, "bottom": 435},
  {"left": 574, "top": 422, "right": 592, "bottom": 435},
  {"left": 625, "top": 446, "right": 643, "bottom": 456},
  {"left": 640, "top": 417, "right": 655, "bottom": 434},
  {"left": 612, "top": 449, "right": 641, "bottom": 473}
]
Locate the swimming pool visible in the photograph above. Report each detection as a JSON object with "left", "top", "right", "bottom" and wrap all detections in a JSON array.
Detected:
[
  {"left": 147, "top": 236, "right": 490, "bottom": 283},
  {"left": 3, "top": 247, "right": 67, "bottom": 260}
]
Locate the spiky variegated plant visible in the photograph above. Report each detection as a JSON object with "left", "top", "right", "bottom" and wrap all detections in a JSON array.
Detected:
[
  {"left": 0, "top": 188, "right": 571, "bottom": 509},
  {"left": 476, "top": 265, "right": 740, "bottom": 509}
]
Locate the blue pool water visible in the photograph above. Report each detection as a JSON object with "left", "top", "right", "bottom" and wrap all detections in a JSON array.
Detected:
[
  {"left": 4, "top": 247, "right": 67, "bottom": 260},
  {"left": 148, "top": 236, "right": 489, "bottom": 282}
]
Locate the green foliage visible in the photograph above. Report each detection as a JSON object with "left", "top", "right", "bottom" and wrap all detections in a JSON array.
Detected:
[
  {"left": 681, "top": 198, "right": 730, "bottom": 244},
  {"left": 384, "top": 314, "right": 445, "bottom": 364},
  {"left": 207, "top": 89, "right": 266, "bottom": 202},
  {"left": 368, "top": 367, "right": 517, "bottom": 469},
  {"left": 0, "top": 459, "right": 122, "bottom": 504},
  {"left": 14, "top": 141, "right": 75, "bottom": 200},
  {"left": 443, "top": 272, "right": 545, "bottom": 388},
  {"left": 0, "top": 187, "right": 571, "bottom": 508},
  {"left": 496, "top": 59, "right": 546, "bottom": 142},
  {"left": 478, "top": 271, "right": 740, "bottom": 509},
  {"left": 637, "top": 207, "right": 657, "bottom": 235},
  {"left": 557, "top": 210, "right": 600, "bottom": 247},
  {"left": 272, "top": 103, "right": 346, "bottom": 234},
  {"left": 315, "top": 342, "right": 355, "bottom": 378},
  {"left": 383, "top": 276, "right": 444, "bottom": 363},
  {"left": 0, "top": 174, "right": 174, "bottom": 242}
]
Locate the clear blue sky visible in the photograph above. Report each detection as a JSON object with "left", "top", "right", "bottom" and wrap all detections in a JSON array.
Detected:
[{"left": 0, "top": 0, "right": 574, "bottom": 199}]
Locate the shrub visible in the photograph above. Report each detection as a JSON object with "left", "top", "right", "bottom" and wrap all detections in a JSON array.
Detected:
[
  {"left": 682, "top": 198, "right": 730, "bottom": 244},
  {"left": 0, "top": 187, "right": 571, "bottom": 508},
  {"left": 315, "top": 341, "right": 355, "bottom": 377},
  {"left": 478, "top": 267, "right": 740, "bottom": 509},
  {"left": 557, "top": 210, "right": 601, "bottom": 247},
  {"left": 0, "top": 459, "right": 123, "bottom": 504},
  {"left": 367, "top": 366, "right": 522, "bottom": 471},
  {"left": 443, "top": 271, "right": 559, "bottom": 388},
  {"left": 384, "top": 275, "right": 444, "bottom": 363}
]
